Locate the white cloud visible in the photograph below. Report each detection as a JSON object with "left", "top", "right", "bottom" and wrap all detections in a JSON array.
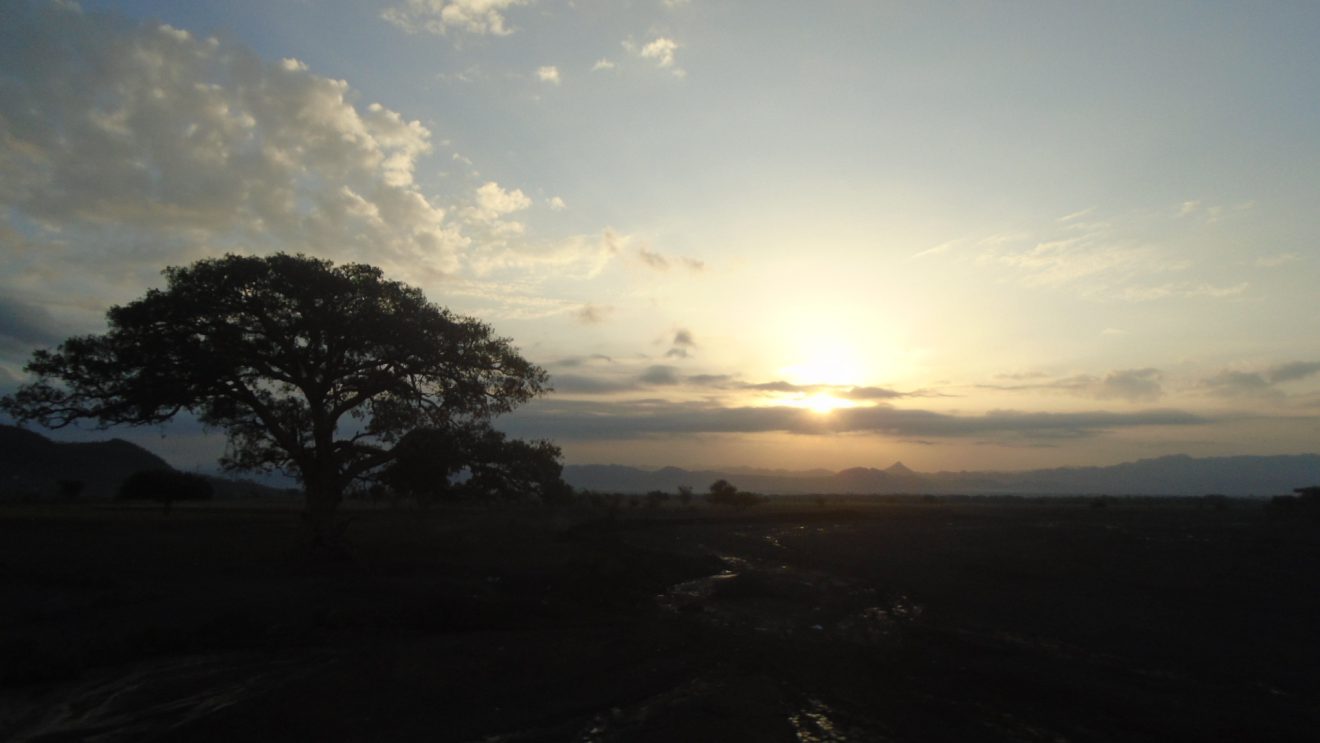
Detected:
[
  {"left": 626, "top": 37, "right": 684, "bottom": 76},
  {"left": 591, "top": 58, "right": 616, "bottom": 72},
  {"left": 640, "top": 37, "right": 679, "bottom": 68},
  {"left": 382, "top": 0, "right": 530, "bottom": 37},
  {"left": 547, "top": 196, "right": 567, "bottom": 210},
  {"left": 536, "top": 65, "right": 561, "bottom": 85},
  {"left": 469, "top": 181, "right": 531, "bottom": 222},
  {"left": 0, "top": 2, "right": 468, "bottom": 313}
]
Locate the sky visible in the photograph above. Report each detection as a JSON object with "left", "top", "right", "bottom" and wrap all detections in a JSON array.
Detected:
[{"left": 2, "top": 0, "right": 1319, "bottom": 474}]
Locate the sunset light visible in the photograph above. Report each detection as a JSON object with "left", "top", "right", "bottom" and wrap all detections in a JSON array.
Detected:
[
  {"left": 3, "top": 3, "right": 1319, "bottom": 737},
  {"left": 799, "top": 393, "right": 858, "bottom": 415},
  {"left": 2, "top": 0, "right": 1318, "bottom": 476}
]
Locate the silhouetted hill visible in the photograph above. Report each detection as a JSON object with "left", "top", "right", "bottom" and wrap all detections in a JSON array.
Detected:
[
  {"left": 0, "top": 426, "right": 291, "bottom": 501},
  {"left": 0, "top": 425, "right": 173, "bottom": 499},
  {"left": 564, "top": 454, "right": 1320, "bottom": 496}
]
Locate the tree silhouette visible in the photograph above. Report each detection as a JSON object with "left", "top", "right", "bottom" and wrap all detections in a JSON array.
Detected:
[
  {"left": 706, "top": 479, "right": 762, "bottom": 509},
  {"left": 383, "top": 424, "right": 572, "bottom": 506},
  {"left": 116, "top": 469, "right": 213, "bottom": 514},
  {"left": 1, "top": 253, "right": 548, "bottom": 548}
]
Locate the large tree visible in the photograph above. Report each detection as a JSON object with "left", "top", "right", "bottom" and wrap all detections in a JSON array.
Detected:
[{"left": 1, "top": 253, "right": 548, "bottom": 544}]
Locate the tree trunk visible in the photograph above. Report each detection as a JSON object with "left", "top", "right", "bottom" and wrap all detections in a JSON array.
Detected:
[{"left": 303, "top": 464, "right": 349, "bottom": 559}]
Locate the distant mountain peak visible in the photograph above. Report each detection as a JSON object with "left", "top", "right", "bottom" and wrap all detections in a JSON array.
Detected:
[{"left": 886, "top": 461, "right": 916, "bottom": 475}]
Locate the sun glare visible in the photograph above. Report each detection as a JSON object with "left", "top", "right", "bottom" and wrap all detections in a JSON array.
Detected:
[
  {"left": 781, "top": 349, "right": 863, "bottom": 387},
  {"left": 799, "top": 393, "right": 857, "bottom": 415}
]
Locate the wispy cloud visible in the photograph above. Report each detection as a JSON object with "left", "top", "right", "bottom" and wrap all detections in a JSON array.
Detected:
[
  {"left": 573, "top": 303, "right": 612, "bottom": 324},
  {"left": 665, "top": 328, "right": 696, "bottom": 358},
  {"left": 1254, "top": 252, "right": 1300, "bottom": 268},
  {"left": 1200, "top": 361, "right": 1320, "bottom": 398},
  {"left": 982, "top": 368, "right": 1165, "bottom": 403}
]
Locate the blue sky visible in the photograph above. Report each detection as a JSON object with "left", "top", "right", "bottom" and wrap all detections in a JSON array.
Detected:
[{"left": 2, "top": 0, "right": 1319, "bottom": 473}]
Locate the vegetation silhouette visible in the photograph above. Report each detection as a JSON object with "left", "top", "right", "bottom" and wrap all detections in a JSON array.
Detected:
[
  {"left": 705, "top": 478, "right": 763, "bottom": 509},
  {"left": 382, "top": 423, "right": 572, "bottom": 507},
  {"left": 1, "top": 253, "right": 548, "bottom": 551},
  {"left": 116, "top": 469, "right": 213, "bottom": 514}
]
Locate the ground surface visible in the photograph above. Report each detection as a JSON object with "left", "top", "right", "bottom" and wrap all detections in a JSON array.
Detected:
[{"left": 1, "top": 498, "right": 1317, "bottom": 741}]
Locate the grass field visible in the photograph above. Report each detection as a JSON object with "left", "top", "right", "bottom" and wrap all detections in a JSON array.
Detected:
[{"left": 1, "top": 497, "right": 1317, "bottom": 741}]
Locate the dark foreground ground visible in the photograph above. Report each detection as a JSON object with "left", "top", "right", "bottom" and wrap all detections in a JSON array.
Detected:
[{"left": 1, "top": 498, "right": 1317, "bottom": 741}]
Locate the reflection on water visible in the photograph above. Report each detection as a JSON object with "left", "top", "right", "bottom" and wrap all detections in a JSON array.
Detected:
[
  {"left": 789, "top": 697, "right": 845, "bottom": 742},
  {"left": 5, "top": 651, "right": 335, "bottom": 743}
]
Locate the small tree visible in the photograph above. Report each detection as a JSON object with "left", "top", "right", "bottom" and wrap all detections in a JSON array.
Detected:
[
  {"left": 116, "top": 469, "right": 213, "bottom": 514},
  {"left": 1, "top": 254, "right": 548, "bottom": 549},
  {"left": 706, "top": 479, "right": 738, "bottom": 506},
  {"left": 706, "top": 479, "right": 763, "bottom": 510},
  {"left": 676, "top": 485, "right": 694, "bottom": 507}
]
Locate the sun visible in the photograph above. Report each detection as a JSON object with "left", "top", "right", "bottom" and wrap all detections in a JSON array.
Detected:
[{"left": 799, "top": 393, "right": 857, "bottom": 415}]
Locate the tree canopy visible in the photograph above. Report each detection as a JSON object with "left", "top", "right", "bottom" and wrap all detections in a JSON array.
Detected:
[
  {"left": 1, "top": 253, "right": 549, "bottom": 541},
  {"left": 382, "top": 423, "right": 573, "bottom": 506}
]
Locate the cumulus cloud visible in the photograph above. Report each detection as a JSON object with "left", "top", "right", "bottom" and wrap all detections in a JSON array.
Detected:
[
  {"left": 0, "top": 2, "right": 467, "bottom": 315},
  {"left": 468, "top": 181, "right": 532, "bottom": 223},
  {"left": 546, "top": 196, "right": 567, "bottom": 210},
  {"left": 382, "top": 0, "right": 530, "bottom": 36},
  {"left": 536, "top": 65, "right": 561, "bottom": 85},
  {"left": 626, "top": 37, "right": 684, "bottom": 76},
  {"left": 640, "top": 37, "right": 679, "bottom": 67},
  {"left": 591, "top": 59, "right": 616, "bottom": 72}
]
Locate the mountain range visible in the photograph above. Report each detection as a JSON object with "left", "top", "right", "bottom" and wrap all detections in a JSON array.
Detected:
[
  {"left": 564, "top": 455, "right": 1320, "bottom": 496},
  {"left": 4, "top": 424, "right": 1316, "bottom": 498}
]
